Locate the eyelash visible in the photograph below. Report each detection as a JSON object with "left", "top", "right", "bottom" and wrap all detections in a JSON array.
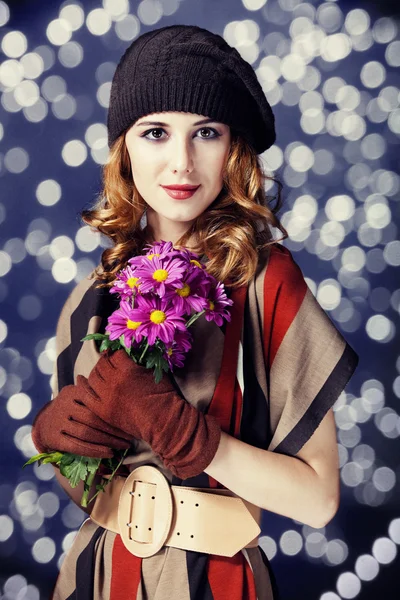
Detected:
[{"left": 140, "top": 127, "right": 221, "bottom": 141}]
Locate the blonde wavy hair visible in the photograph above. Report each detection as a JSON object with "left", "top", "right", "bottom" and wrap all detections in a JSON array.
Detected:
[{"left": 80, "top": 130, "right": 288, "bottom": 290}]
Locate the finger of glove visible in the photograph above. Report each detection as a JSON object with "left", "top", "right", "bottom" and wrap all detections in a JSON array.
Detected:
[
  {"left": 62, "top": 420, "right": 131, "bottom": 452},
  {"left": 67, "top": 395, "right": 132, "bottom": 443},
  {"left": 31, "top": 401, "right": 54, "bottom": 452},
  {"left": 58, "top": 432, "right": 115, "bottom": 459},
  {"left": 89, "top": 352, "right": 121, "bottom": 389}
]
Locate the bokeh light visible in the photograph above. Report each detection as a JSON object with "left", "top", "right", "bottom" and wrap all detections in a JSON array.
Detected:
[{"left": 1, "top": 0, "right": 399, "bottom": 598}]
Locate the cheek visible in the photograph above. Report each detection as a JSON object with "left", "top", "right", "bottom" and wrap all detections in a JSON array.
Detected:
[
  {"left": 203, "top": 150, "right": 228, "bottom": 188},
  {"left": 129, "top": 150, "right": 157, "bottom": 183}
]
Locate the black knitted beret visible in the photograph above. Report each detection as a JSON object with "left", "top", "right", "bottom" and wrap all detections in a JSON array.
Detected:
[{"left": 107, "top": 24, "right": 276, "bottom": 155}]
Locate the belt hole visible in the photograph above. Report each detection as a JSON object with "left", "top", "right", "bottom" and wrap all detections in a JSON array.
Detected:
[
  {"left": 152, "top": 496, "right": 155, "bottom": 499},
  {"left": 190, "top": 535, "right": 194, "bottom": 538},
  {"left": 135, "top": 525, "right": 138, "bottom": 528},
  {"left": 180, "top": 500, "right": 184, "bottom": 504},
  {"left": 177, "top": 532, "right": 180, "bottom": 535},
  {"left": 195, "top": 503, "right": 199, "bottom": 506},
  {"left": 148, "top": 528, "right": 151, "bottom": 531},
  {"left": 138, "top": 494, "right": 141, "bottom": 497}
]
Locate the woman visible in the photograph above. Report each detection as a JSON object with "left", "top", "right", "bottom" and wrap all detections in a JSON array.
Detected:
[{"left": 31, "top": 25, "right": 359, "bottom": 599}]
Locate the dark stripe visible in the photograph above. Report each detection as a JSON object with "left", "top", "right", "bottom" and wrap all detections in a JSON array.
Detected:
[
  {"left": 57, "top": 282, "right": 118, "bottom": 390},
  {"left": 186, "top": 551, "right": 214, "bottom": 600},
  {"left": 66, "top": 526, "right": 105, "bottom": 600},
  {"left": 258, "top": 546, "right": 282, "bottom": 600},
  {"left": 275, "top": 342, "right": 359, "bottom": 456},
  {"left": 172, "top": 470, "right": 211, "bottom": 488},
  {"left": 240, "top": 294, "right": 271, "bottom": 450}
]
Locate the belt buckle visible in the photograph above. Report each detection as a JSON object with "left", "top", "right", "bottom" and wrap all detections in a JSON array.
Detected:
[{"left": 118, "top": 465, "right": 173, "bottom": 558}]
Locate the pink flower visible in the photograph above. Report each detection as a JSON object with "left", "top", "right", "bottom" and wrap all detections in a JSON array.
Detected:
[
  {"left": 130, "top": 294, "right": 187, "bottom": 346},
  {"left": 163, "top": 267, "right": 210, "bottom": 315},
  {"left": 105, "top": 300, "right": 147, "bottom": 346},
  {"left": 163, "top": 330, "right": 193, "bottom": 370},
  {"left": 128, "top": 240, "right": 175, "bottom": 270},
  {"left": 110, "top": 264, "right": 141, "bottom": 300},
  {"left": 134, "top": 254, "right": 187, "bottom": 298},
  {"left": 204, "top": 282, "right": 234, "bottom": 326}
]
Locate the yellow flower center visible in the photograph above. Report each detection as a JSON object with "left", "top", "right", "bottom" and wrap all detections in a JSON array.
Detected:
[
  {"left": 208, "top": 300, "right": 215, "bottom": 311},
  {"left": 176, "top": 283, "right": 190, "bottom": 297},
  {"left": 190, "top": 259, "right": 202, "bottom": 268},
  {"left": 150, "top": 310, "right": 166, "bottom": 324},
  {"left": 147, "top": 253, "right": 160, "bottom": 261},
  {"left": 167, "top": 348, "right": 173, "bottom": 356},
  {"left": 153, "top": 268, "right": 168, "bottom": 282},
  {"left": 127, "top": 276, "right": 139, "bottom": 288},
  {"left": 126, "top": 319, "right": 142, "bottom": 330}
]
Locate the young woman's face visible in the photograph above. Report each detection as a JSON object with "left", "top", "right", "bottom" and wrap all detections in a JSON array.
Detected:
[{"left": 124, "top": 111, "right": 231, "bottom": 241}]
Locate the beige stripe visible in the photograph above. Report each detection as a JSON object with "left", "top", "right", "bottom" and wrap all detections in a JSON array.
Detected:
[
  {"left": 138, "top": 547, "right": 190, "bottom": 600},
  {"left": 93, "top": 529, "right": 117, "bottom": 600},
  {"left": 57, "top": 272, "right": 96, "bottom": 358},
  {"left": 243, "top": 547, "right": 275, "bottom": 600},
  {"left": 73, "top": 315, "right": 103, "bottom": 383},
  {"left": 51, "top": 272, "right": 97, "bottom": 397},
  {"left": 52, "top": 518, "right": 98, "bottom": 599},
  {"left": 173, "top": 310, "right": 225, "bottom": 413},
  {"left": 268, "top": 288, "right": 346, "bottom": 451}
]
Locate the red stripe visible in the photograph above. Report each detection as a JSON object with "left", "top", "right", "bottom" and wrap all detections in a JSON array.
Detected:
[
  {"left": 263, "top": 245, "right": 307, "bottom": 370},
  {"left": 207, "top": 553, "right": 258, "bottom": 599},
  {"left": 109, "top": 535, "right": 142, "bottom": 599},
  {"left": 231, "top": 378, "right": 243, "bottom": 439},
  {"left": 206, "top": 285, "right": 247, "bottom": 488}
]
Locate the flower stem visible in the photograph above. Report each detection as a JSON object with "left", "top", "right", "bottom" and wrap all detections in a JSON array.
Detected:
[
  {"left": 139, "top": 340, "right": 149, "bottom": 364},
  {"left": 80, "top": 468, "right": 97, "bottom": 508},
  {"left": 82, "top": 448, "right": 130, "bottom": 508},
  {"left": 186, "top": 310, "right": 205, "bottom": 328}
]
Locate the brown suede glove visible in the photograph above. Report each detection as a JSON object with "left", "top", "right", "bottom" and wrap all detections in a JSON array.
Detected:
[
  {"left": 31, "top": 382, "right": 133, "bottom": 459},
  {"left": 76, "top": 350, "right": 222, "bottom": 480}
]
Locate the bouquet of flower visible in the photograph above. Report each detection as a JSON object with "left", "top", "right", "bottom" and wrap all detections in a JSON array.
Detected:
[{"left": 24, "top": 240, "right": 233, "bottom": 507}]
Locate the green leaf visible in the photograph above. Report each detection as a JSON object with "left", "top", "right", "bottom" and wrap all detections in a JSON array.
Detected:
[
  {"left": 145, "top": 352, "right": 158, "bottom": 369},
  {"left": 59, "top": 455, "right": 89, "bottom": 488},
  {"left": 81, "top": 333, "right": 108, "bottom": 342},
  {"left": 154, "top": 365, "right": 163, "bottom": 384},
  {"left": 99, "top": 339, "right": 110, "bottom": 352},
  {"left": 42, "top": 452, "right": 64, "bottom": 465},
  {"left": 23, "top": 452, "right": 54, "bottom": 468},
  {"left": 86, "top": 458, "right": 101, "bottom": 474}
]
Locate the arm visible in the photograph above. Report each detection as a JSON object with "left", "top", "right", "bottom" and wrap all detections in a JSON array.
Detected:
[{"left": 204, "top": 408, "right": 339, "bottom": 529}]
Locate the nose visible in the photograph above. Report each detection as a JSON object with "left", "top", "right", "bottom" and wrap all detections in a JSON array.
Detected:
[{"left": 169, "top": 135, "right": 193, "bottom": 174}]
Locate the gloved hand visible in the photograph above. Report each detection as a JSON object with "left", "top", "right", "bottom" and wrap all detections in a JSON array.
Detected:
[
  {"left": 31, "top": 382, "right": 133, "bottom": 459},
  {"left": 76, "top": 349, "right": 222, "bottom": 480}
]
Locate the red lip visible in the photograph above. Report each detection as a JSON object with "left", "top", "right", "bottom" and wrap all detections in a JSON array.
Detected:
[{"left": 161, "top": 184, "right": 200, "bottom": 190}]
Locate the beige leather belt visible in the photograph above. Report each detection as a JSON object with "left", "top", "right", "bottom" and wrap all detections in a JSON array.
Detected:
[{"left": 90, "top": 465, "right": 261, "bottom": 558}]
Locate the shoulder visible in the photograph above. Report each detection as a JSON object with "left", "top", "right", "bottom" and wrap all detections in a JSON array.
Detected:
[
  {"left": 257, "top": 243, "right": 307, "bottom": 295},
  {"left": 57, "top": 266, "right": 103, "bottom": 324}
]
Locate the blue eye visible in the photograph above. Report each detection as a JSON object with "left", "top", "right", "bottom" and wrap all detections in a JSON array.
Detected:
[{"left": 141, "top": 127, "right": 221, "bottom": 141}]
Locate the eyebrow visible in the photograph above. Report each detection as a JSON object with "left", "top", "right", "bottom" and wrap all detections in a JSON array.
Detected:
[{"left": 135, "top": 118, "right": 221, "bottom": 127}]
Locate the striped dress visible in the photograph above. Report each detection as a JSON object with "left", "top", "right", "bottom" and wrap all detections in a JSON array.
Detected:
[{"left": 47, "top": 242, "right": 358, "bottom": 599}]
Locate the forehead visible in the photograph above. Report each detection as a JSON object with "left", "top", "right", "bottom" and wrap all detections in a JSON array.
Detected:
[{"left": 134, "top": 112, "right": 228, "bottom": 126}]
